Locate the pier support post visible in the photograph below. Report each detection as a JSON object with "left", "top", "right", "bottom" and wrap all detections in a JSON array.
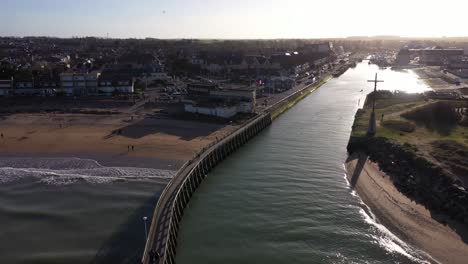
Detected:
[
  {"left": 197, "top": 169, "right": 204, "bottom": 182},
  {"left": 181, "top": 184, "right": 190, "bottom": 207},
  {"left": 189, "top": 175, "right": 196, "bottom": 192}
]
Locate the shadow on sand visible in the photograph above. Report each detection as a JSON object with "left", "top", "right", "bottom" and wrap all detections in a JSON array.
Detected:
[
  {"left": 90, "top": 192, "right": 161, "bottom": 264},
  {"left": 346, "top": 154, "right": 367, "bottom": 188},
  {"left": 116, "top": 118, "right": 223, "bottom": 141}
]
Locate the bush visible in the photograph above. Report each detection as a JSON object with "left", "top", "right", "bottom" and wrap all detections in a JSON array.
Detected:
[
  {"left": 403, "top": 102, "right": 460, "bottom": 125},
  {"left": 402, "top": 102, "right": 461, "bottom": 135}
]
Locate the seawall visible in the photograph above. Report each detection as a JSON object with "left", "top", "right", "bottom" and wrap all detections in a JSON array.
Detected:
[{"left": 142, "top": 75, "right": 333, "bottom": 264}]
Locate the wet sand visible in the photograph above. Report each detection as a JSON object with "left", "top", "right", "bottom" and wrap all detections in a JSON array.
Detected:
[
  {"left": 346, "top": 153, "right": 468, "bottom": 264},
  {"left": 0, "top": 113, "right": 236, "bottom": 170}
]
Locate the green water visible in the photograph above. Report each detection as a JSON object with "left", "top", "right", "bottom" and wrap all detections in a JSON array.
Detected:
[{"left": 175, "top": 63, "right": 432, "bottom": 264}]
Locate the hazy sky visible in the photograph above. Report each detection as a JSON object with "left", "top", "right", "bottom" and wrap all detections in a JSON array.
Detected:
[{"left": 1, "top": 0, "right": 467, "bottom": 39}]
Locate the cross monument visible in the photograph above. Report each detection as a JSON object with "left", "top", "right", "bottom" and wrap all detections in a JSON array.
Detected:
[{"left": 367, "top": 73, "right": 384, "bottom": 135}]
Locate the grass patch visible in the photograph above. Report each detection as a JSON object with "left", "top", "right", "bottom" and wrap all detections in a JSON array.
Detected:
[
  {"left": 350, "top": 94, "right": 468, "bottom": 146},
  {"left": 382, "top": 119, "right": 415, "bottom": 133},
  {"left": 431, "top": 140, "right": 468, "bottom": 177},
  {"left": 402, "top": 101, "right": 462, "bottom": 136}
]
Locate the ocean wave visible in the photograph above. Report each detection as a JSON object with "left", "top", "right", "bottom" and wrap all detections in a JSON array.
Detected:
[{"left": 0, "top": 157, "right": 175, "bottom": 185}]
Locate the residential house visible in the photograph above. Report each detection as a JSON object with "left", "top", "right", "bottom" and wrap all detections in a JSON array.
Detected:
[
  {"left": 0, "top": 78, "right": 13, "bottom": 96},
  {"left": 98, "top": 71, "right": 134, "bottom": 94}
]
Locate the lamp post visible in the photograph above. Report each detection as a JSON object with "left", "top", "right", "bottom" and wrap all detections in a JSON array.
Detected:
[{"left": 143, "top": 216, "right": 148, "bottom": 242}]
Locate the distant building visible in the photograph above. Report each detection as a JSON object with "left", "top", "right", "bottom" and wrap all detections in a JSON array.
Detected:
[
  {"left": 98, "top": 71, "right": 134, "bottom": 94},
  {"left": 447, "top": 56, "right": 468, "bottom": 69},
  {"left": 265, "top": 76, "right": 296, "bottom": 93},
  {"left": 395, "top": 49, "right": 411, "bottom": 66},
  {"left": 270, "top": 52, "right": 310, "bottom": 74},
  {"left": 183, "top": 82, "right": 256, "bottom": 118},
  {"left": 302, "top": 42, "right": 333, "bottom": 54},
  {"left": 134, "top": 65, "right": 173, "bottom": 86},
  {"left": 0, "top": 78, "right": 13, "bottom": 96},
  {"left": 59, "top": 72, "right": 100, "bottom": 96},
  {"left": 35, "top": 73, "right": 60, "bottom": 96},
  {"left": 13, "top": 72, "right": 38, "bottom": 96},
  {"left": 448, "top": 69, "right": 468, "bottom": 79},
  {"left": 409, "top": 48, "right": 464, "bottom": 66}
]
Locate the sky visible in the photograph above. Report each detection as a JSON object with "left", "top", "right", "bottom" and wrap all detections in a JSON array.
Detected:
[{"left": 1, "top": 0, "right": 467, "bottom": 39}]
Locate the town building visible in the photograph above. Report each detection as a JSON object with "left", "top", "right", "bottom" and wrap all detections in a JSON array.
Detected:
[
  {"left": 302, "top": 42, "right": 333, "bottom": 54},
  {"left": 265, "top": 76, "right": 296, "bottom": 93},
  {"left": 409, "top": 48, "right": 464, "bottom": 66},
  {"left": 12, "top": 72, "right": 37, "bottom": 96},
  {"left": 395, "top": 48, "right": 411, "bottom": 66},
  {"left": 98, "top": 71, "right": 134, "bottom": 94},
  {"left": 59, "top": 71, "right": 100, "bottom": 96},
  {"left": 183, "top": 82, "right": 256, "bottom": 118},
  {"left": 0, "top": 78, "right": 13, "bottom": 96}
]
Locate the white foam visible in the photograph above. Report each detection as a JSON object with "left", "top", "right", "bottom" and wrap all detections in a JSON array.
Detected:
[
  {"left": 359, "top": 207, "right": 431, "bottom": 264},
  {"left": 0, "top": 157, "right": 175, "bottom": 185},
  {"left": 342, "top": 163, "right": 438, "bottom": 264}
]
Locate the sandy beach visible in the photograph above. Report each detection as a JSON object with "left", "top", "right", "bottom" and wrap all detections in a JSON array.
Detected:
[
  {"left": 346, "top": 153, "right": 468, "bottom": 264},
  {"left": 0, "top": 112, "right": 236, "bottom": 170}
]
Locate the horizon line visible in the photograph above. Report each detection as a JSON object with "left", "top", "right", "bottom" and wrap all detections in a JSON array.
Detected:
[{"left": 2, "top": 35, "right": 468, "bottom": 41}]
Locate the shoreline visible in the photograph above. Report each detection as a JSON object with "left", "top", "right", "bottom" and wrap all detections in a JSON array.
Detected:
[
  {"left": 346, "top": 153, "right": 468, "bottom": 264},
  {"left": 0, "top": 152, "right": 182, "bottom": 171}
]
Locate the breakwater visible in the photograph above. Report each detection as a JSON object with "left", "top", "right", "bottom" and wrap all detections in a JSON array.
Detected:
[{"left": 142, "top": 76, "right": 333, "bottom": 264}]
